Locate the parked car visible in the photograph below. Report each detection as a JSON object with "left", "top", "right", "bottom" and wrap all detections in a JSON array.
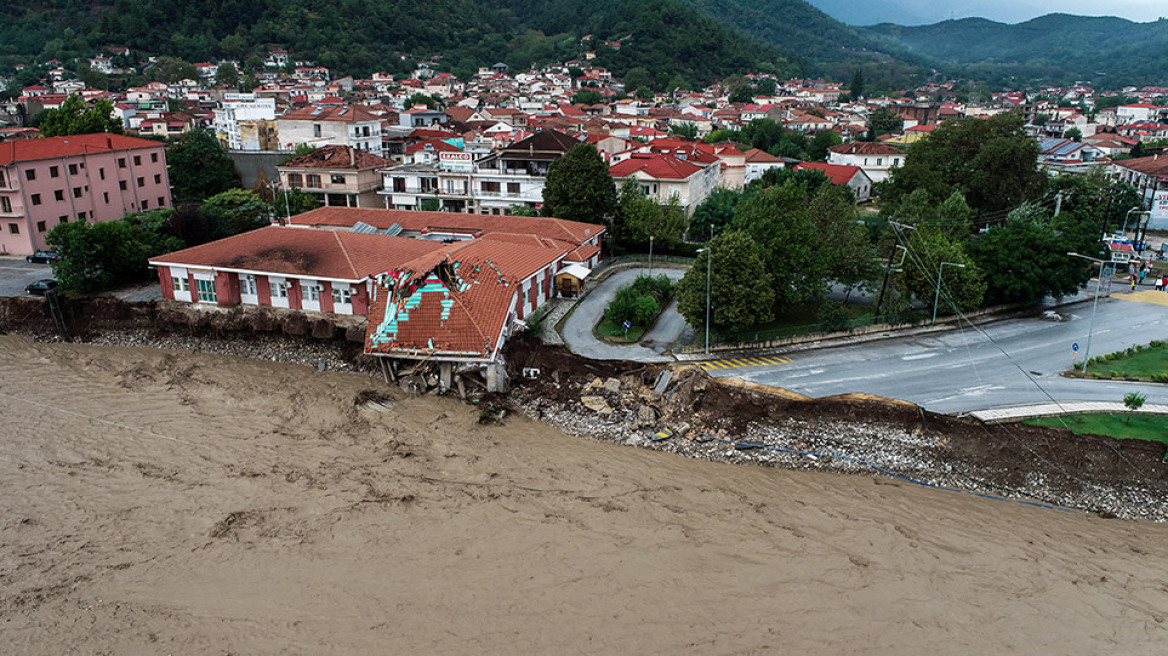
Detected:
[
  {"left": 26, "top": 250, "right": 59, "bottom": 264},
  {"left": 25, "top": 279, "right": 57, "bottom": 296}
]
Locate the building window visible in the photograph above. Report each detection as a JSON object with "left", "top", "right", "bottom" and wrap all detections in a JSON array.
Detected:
[
  {"left": 0, "top": 197, "right": 10, "bottom": 212},
  {"left": 507, "top": 182, "right": 521, "bottom": 194},
  {"left": 68, "top": 163, "right": 78, "bottom": 175},
  {"left": 36, "top": 220, "right": 45, "bottom": 232},
  {"left": 133, "top": 155, "right": 141, "bottom": 166},
  {"left": 119, "top": 180, "right": 127, "bottom": 190},
  {"left": 241, "top": 276, "right": 256, "bottom": 296},
  {"left": 8, "top": 223, "right": 18, "bottom": 234},
  {"left": 305, "top": 283, "right": 320, "bottom": 302},
  {"left": 59, "top": 215, "right": 67, "bottom": 223},
  {"left": 142, "top": 199, "right": 148, "bottom": 209},
  {"left": 482, "top": 181, "right": 500, "bottom": 193},
  {"left": 876, "top": 158, "right": 883, "bottom": 166},
  {"left": 157, "top": 196, "right": 165, "bottom": 207},
  {"left": 313, "top": 124, "right": 322, "bottom": 137},
  {"left": 154, "top": 174, "right": 161, "bottom": 184},
  {"left": 118, "top": 158, "right": 126, "bottom": 168},
  {"left": 30, "top": 193, "right": 41, "bottom": 206},
  {"left": 173, "top": 276, "right": 190, "bottom": 292},
  {"left": 195, "top": 278, "right": 217, "bottom": 303},
  {"left": 99, "top": 168, "right": 106, "bottom": 180},
  {"left": 392, "top": 177, "right": 406, "bottom": 192},
  {"left": 103, "top": 192, "right": 110, "bottom": 203},
  {"left": 331, "top": 174, "right": 345, "bottom": 184},
  {"left": 54, "top": 189, "right": 64, "bottom": 201},
  {"left": 137, "top": 177, "right": 145, "bottom": 188},
  {"left": 73, "top": 187, "right": 82, "bottom": 198},
  {"left": 77, "top": 212, "right": 85, "bottom": 221},
  {"left": 151, "top": 153, "right": 159, "bottom": 163},
  {"left": 306, "top": 174, "right": 321, "bottom": 188},
  {"left": 25, "top": 169, "right": 35, "bottom": 181},
  {"left": 49, "top": 165, "right": 59, "bottom": 178},
  {"left": 288, "top": 173, "right": 303, "bottom": 187},
  {"left": 332, "top": 286, "right": 352, "bottom": 305}
]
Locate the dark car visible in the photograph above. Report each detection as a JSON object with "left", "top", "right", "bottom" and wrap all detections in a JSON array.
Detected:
[
  {"left": 25, "top": 279, "right": 57, "bottom": 296},
  {"left": 26, "top": 250, "right": 59, "bottom": 264}
]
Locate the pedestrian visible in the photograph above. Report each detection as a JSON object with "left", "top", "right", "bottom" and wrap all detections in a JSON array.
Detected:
[
  {"left": 1157, "top": 276, "right": 1164, "bottom": 292},
  {"left": 1141, "top": 268, "right": 1148, "bottom": 285},
  {"left": 1162, "top": 275, "right": 1168, "bottom": 292},
  {"left": 1130, "top": 273, "right": 1137, "bottom": 291}
]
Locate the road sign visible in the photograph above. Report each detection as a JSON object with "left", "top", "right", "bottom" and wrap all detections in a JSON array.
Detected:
[
  {"left": 622, "top": 320, "right": 631, "bottom": 329},
  {"left": 1072, "top": 342, "right": 1079, "bottom": 352}
]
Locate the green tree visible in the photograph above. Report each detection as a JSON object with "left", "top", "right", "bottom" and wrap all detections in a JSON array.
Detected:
[
  {"left": 966, "top": 219, "right": 1090, "bottom": 306},
  {"left": 542, "top": 143, "right": 616, "bottom": 225},
  {"left": 150, "top": 56, "right": 197, "bottom": 83},
  {"left": 1124, "top": 392, "right": 1147, "bottom": 423},
  {"left": 201, "top": 189, "right": 268, "bottom": 238},
  {"left": 756, "top": 77, "right": 777, "bottom": 97},
  {"left": 729, "top": 84, "right": 754, "bottom": 104},
  {"left": 1064, "top": 127, "right": 1082, "bottom": 141},
  {"left": 405, "top": 92, "right": 440, "bottom": 110},
  {"left": 572, "top": 89, "right": 603, "bottom": 105},
  {"left": 47, "top": 214, "right": 181, "bottom": 294},
  {"left": 881, "top": 111, "right": 1046, "bottom": 215},
  {"left": 732, "top": 181, "right": 825, "bottom": 310},
  {"left": 867, "top": 106, "right": 903, "bottom": 137},
  {"left": 670, "top": 121, "right": 699, "bottom": 139},
  {"left": 623, "top": 67, "right": 652, "bottom": 91},
  {"left": 900, "top": 226, "right": 985, "bottom": 315},
  {"left": 167, "top": 130, "right": 239, "bottom": 202},
  {"left": 849, "top": 68, "right": 865, "bottom": 101},
  {"left": 507, "top": 204, "right": 541, "bottom": 217},
  {"left": 215, "top": 62, "right": 239, "bottom": 87},
  {"left": 613, "top": 178, "right": 687, "bottom": 244},
  {"left": 689, "top": 187, "right": 744, "bottom": 239},
  {"left": 806, "top": 130, "right": 842, "bottom": 161},
  {"left": 676, "top": 230, "right": 774, "bottom": 334},
  {"left": 38, "top": 95, "right": 123, "bottom": 137}
]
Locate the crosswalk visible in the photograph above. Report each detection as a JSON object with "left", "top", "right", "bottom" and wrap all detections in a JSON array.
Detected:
[{"left": 697, "top": 356, "right": 791, "bottom": 371}]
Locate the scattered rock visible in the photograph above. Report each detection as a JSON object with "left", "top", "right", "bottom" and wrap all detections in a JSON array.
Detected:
[
  {"left": 603, "top": 377, "right": 622, "bottom": 394},
  {"left": 581, "top": 395, "right": 613, "bottom": 415}
]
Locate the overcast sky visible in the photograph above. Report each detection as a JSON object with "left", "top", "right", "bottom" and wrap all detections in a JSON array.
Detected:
[{"left": 807, "top": 0, "right": 1167, "bottom": 26}]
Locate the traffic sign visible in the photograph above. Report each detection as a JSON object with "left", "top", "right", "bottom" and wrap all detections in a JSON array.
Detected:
[
  {"left": 1072, "top": 342, "right": 1079, "bottom": 352},
  {"left": 622, "top": 320, "right": 632, "bottom": 329}
]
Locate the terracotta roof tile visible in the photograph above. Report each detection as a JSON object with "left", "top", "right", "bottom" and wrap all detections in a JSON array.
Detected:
[
  {"left": 150, "top": 225, "right": 445, "bottom": 281},
  {"left": 278, "top": 145, "right": 393, "bottom": 170},
  {"left": 0, "top": 133, "right": 164, "bottom": 165}
]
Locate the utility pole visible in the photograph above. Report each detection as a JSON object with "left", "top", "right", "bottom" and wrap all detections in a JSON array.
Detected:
[{"left": 875, "top": 221, "right": 913, "bottom": 317}]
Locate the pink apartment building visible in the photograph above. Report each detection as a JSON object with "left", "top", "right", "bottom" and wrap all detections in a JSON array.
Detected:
[{"left": 0, "top": 133, "right": 171, "bottom": 255}]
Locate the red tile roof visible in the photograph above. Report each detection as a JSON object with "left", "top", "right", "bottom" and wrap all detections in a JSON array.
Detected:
[
  {"left": 150, "top": 225, "right": 445, "bottom": 281},
  {"left": 0, "top": 133, "right": 164, "bottom": 165},
  {"left": 828, "top": 142, "right": 905, "bottom": 156},
  {"left": 794, "top": 162, "right": 866, "bottom": 186},
  {"left": 280, "top": 104, "right": 379, "bottom": 123},
  {"left": 277, "top": 145, "right": 392, "bottom": 170},
  {"left": 609, "top": 152, "right": 703, "bottom": 180},
  {"left": 365, "top": 236, "right": 564, "bottom": 360},
  {"left": 288, "top": 207, "right": 604, "bottom": 247}
]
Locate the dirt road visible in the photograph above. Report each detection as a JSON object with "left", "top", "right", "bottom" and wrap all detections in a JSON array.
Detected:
[{"left": 3, "top": 334, "right": 1168, "bottom": 654}]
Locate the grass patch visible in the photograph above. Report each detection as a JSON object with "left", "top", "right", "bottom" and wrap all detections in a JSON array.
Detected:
[
  {"left": 1075, "top": 343, "right": 1168, "bottom": 381},
  {"left": 716, "top": 301, "right": 875, "bottom": 342},
  {"left": 596, "top": 316, "right": 649, "bottom": 342},
  {"left": 1025, "top": 413, "right": 1168, "bottom": 445}
]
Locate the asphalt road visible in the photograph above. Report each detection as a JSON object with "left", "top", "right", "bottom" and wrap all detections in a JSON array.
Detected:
[
  {"left": 0, "top": 256, "right": 56, "bottom": 297},
  {"left": 561, "top": 267, "right": 684, "bottom": 362},
  {"left": 704, "top": 295, "right": 1168, "bottom": 414}
]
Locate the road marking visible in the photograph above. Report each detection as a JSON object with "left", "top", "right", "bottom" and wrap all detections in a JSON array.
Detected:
[{"left": 697, "top": 356, "right": 792, "bottom": 371}]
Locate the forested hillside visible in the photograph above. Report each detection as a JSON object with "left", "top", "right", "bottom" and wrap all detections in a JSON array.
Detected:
[
  {"left": 0, "top": 0, "right": 794, "bottom": 85},
  {"left": 863, "top": 14, "right": 1168, "bottom": 86}
]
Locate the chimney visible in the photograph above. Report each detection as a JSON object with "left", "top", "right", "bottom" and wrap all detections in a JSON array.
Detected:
[{"left": 350, "top": 147, "right": 355, "bottom": 167}]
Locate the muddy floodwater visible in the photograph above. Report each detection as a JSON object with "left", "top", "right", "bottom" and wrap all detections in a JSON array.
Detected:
[{"left": 3, "top": 334, "right": 1168, "bottom": 654}]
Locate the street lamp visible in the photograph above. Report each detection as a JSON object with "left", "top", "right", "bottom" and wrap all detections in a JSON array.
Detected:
[
  {"left": 697, "top": 245, "right": 712, "bottom": 355},
  {"left": 648, "top": 235, "right": 654, "bottom": 277},
  {"left": 932, "top": 261, "right": 966, "bottom": 325},
  {"left": 1068, "top": 251, "right": 1105, "bottom": 374}
]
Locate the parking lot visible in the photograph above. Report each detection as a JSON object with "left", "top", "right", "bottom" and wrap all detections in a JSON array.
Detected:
[{"left": 0, "top": 256, "right": 57, "bottom": 298}]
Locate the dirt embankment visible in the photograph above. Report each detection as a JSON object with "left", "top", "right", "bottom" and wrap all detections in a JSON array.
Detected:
[{"left": 504, "top": 336, "right": 1168, "bottom": 521}]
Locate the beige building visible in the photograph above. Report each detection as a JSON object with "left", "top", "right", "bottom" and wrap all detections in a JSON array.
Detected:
[{"left": 278, "top": 145, "right": 392, "bottom": 209}]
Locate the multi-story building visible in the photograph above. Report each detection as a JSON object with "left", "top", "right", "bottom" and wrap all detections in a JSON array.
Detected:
[
  {"left": 213, "top": 94, "right": 277, "bottom": 151},
  {"left": 608, "top": 151, "right": 721, "bottom": 214},
  {"left": 277, "top": 145, "right": 392, "bottom": 209},
  {"left": 277, "top": 104, "right": 384, "bottom": 156},
  {"left": 0, "top": 133, "right": 171, "bottom": 255},
  {"left": 826, "top": 142, "right": 906, "bottom": 183},
  {"left": 380, "top": 130, "right": 579, "bottom": 215}
]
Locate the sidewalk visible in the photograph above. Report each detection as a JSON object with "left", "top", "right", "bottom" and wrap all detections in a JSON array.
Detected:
[{"left": 969, "top": 402, "right": 1168, "bottom": 424}]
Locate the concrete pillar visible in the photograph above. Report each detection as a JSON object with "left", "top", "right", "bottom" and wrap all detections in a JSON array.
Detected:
[
  {"left": 485, "top": 363, "right": 509, "bottom": 393},
  {"left": 439, "top": 362, "right": 453, "bottom": 389}
]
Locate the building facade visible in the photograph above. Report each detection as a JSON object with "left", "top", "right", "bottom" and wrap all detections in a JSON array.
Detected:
[
  {"left": 0, "top": 133, "right": 171, "bottom": 255},
  {"left": 213, "top": 94, "right": 277, "bottom": 151},
  {"left": 277, "top": 104, "right": 384, "bottom": 156},
  {"left": 278, "top": 145, "right": 392, "bottom": 209}
]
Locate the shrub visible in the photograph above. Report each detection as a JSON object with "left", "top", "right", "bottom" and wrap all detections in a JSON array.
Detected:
[
  {"left": 1072, "top": 362, "right": 1084, "bottom": 371},
  {"left": 1149, "top": 340, "right": 1166, "bottom": 348},
  {"left": 818, "top": 300, "right": 849, "bottom": 332}
]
